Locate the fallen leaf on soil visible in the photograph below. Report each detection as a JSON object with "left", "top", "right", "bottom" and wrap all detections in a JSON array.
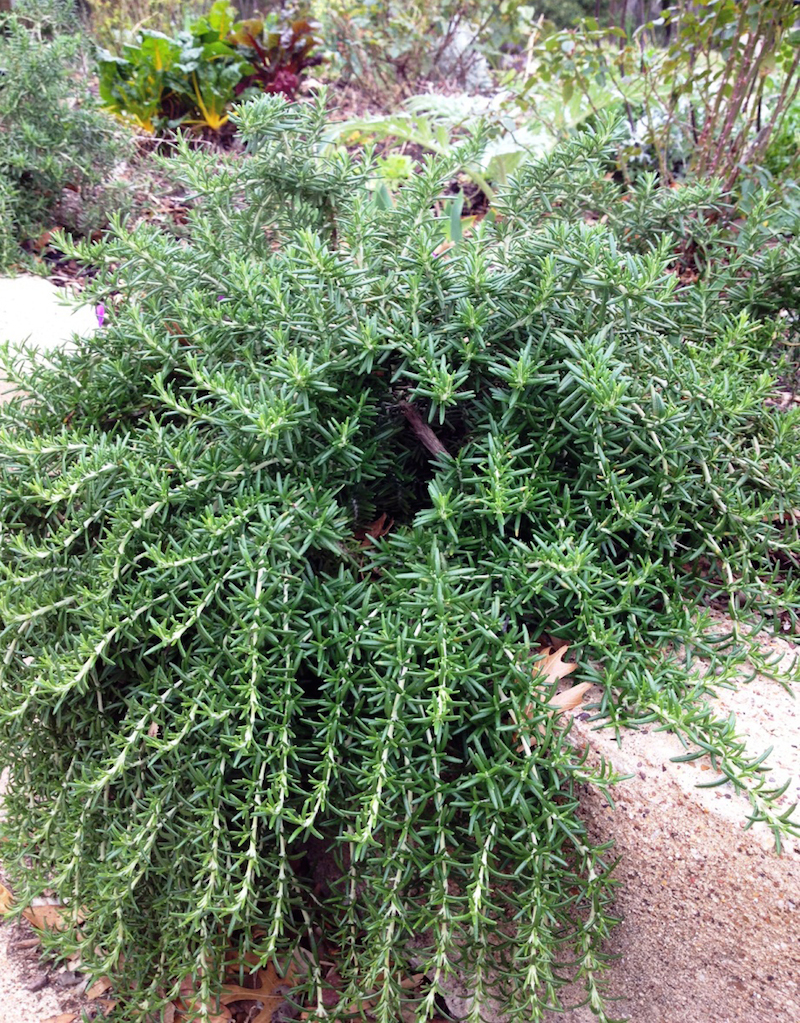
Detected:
[
  {"left": 354, "top": 513, "right": 394, "bottom": 546},
  {"left": 23, "top": 901, "right": 69, "bottom": 931},
  {"left": 534, "top": 645, "right": 595, "bottom": 714},
  {"left": 219, "top": 962, "right": 298, "bottom": 1023},
  {"left": 41, "top": 1015, "right": 77, "bottom": 1023},
  {"left": 87, "top": 976, "right": 112, "bottom": 998},
  {"left": 548, "top": 682, "right": 595, "bottom": 713},
  {"left": 0, "top": 882, "right": 13, "bottom": 913},
  {"left": 34, "top": 228, "right": 54, "bottom": 252},
  {"left": 175, "top": 980, "right": 230, "bottom": 1023},
  {"left": 24, "top": 898, "right": 86, "bottom": 934},
  {"left": 532, "top": 644, "right": 578, "bottom": 687},
  {"left": 516, "top": 645, "right": 596, "bottom": 744}
]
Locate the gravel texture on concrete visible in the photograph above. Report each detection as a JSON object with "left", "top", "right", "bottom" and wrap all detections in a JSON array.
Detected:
[
  {"left": 0, "top": 920, "right": 68, "bottom": 1023},
  {"left": 539, "top": 618, "right": 800, "bottom": 1023}
]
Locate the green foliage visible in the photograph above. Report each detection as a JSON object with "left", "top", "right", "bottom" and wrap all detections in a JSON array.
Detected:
[
  {"left": 85, "top": 0, "right": 202, "bottom": 51},
  {"left": 374, "top": 152, "right": 415, "bottom": 188},
  {"left": 310, "top": 0, "right": 604, "bottom": 96},
  {"left": 1, "top": 98, "right": 800, "bottom": 1020},
  {"left": 520, "top": 0, "right": 608, "bottom": 31},
  {"left": 328, "top": 92, "right": 551, "bottom": 201},
  {"left": 763, "top": 96, "right": 800, "bottom": 179},
  {"left": 0, "top": 0, "right": 125, "bottom": 264},
  {"left": 98, "top": 31, "right": 184, "bottom": 133},
  {"left": 229, "top": 15, "right": 323, "bottom": 103},
  {"left": 516, "top": 0, "right": 800, "bottom": 187},
  {"left": 310, "top": 0, "right": 497, "bottom": 96},
  {"left": 97, "top": 1, "right": 321, "bottom": 133},
  {"left": 0, "top": 180, "right": 18, "bottom": 269},
  {"left": 329, "top": 95, "right": 498, "bottom": 200}
]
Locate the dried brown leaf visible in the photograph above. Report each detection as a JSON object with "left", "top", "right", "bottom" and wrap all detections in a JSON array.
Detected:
[
  {"left": 353, "top": 513, "right": 394, "bottom": 546},
  {"left": 180, "top": 963, "right": 296, "bottom": 1023},
  {"left": 532, "top": 644, "right": 578, "bottom": 687},
  {"left": 516, "top": 645, "right": 595, "bottom": 745},
  {"left": 87, "top": 976, "right": 112, "bottom": 999},
  {"left": 0, "top": 882, "right": 13, "bottom": 913},
  {"left": 23, "top": 901, "right": 68, "bottom": 932},
  {"left": 41, "top": 1015, "right": 77, "bottom": 1023},
  {"left": 548, "top": 682, "right": 594, "bottom": 713},
  {"left": 178, "top": 974, "right": 197, "bottom": 999},
  {"left": 220, "top": 962, "right": 298, "bottom": 1023},
  {"left": 399, "top": 972, "right": 426, "bottom": 990},
  {"left": 23, "top": 898, "right": 87, "bottom": 933}
]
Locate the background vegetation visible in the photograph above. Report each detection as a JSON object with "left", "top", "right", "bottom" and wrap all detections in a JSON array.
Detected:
[{"left": 0, "top": 0, "right": 126, "bottom": 265}]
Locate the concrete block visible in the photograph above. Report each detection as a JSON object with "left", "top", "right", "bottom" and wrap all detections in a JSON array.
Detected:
[
  {"left": 538, "top": 622, "right": 800, "bottom": 1023},
  {"left": 0, "top": 275, "right": 96, "bottom": 402}
]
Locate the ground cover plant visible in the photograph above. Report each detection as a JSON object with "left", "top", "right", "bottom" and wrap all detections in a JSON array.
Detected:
[
  {"left": 0, "top": 0, "right": 125, "bottom": 266},
  {"left": 1, "top": 92, "right": 799, "bottom": 1020}
]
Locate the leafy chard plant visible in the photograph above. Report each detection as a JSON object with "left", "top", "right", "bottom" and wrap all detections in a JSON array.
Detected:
[
  {"left": 0, "top": 97, "right": 799, "bottom": 1021},
  {"left": 98, "top": 31, "right": 185, "bottom": 133},
  {"left": 98, "top": 0, "right": 321, "bottom": 133}
]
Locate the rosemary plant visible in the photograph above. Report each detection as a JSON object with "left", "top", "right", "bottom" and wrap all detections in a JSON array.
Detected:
[
  {"left": 1, "top": 98, "right": 799, "bottom": 1021},
  {"left": 0, "top": 0, "right": 125, "bottom": 265}
]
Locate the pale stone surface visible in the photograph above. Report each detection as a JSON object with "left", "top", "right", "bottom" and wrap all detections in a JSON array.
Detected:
[
  {"left": 0, "top": 925, "right": 63, "bottom": 1023},
  {"left": 0, "top": 275, "right": 96, "bottom": 402},
  {"left": 537, "top": 622, "right": 800, "bottom": 1023}
]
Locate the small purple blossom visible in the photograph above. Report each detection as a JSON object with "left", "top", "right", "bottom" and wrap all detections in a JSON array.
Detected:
[
  {"left": 217, "top": 294, "right": 227, "bottom": 302},
  {"left": 96, "top": 303, "right": 105, "bottom": 327}
]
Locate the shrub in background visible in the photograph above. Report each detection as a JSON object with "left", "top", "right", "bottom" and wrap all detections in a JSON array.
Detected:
[
  {"left": 518, "top": 0, "right": 800, "bottom": 188},
  {"left": 763, "top": 95, "right": 800, "bottom": 180},
  {"left": 311, "top": 0, "right": 608, "bottom": 98},
  {"left": 0, "top": 98, "right": 799, "bottom": 1020},
  {"left": 523, "top": 0, "right": 609, "bottom": 30},
  {"left": 310, "top": 0, "right": 501, "bottom": 97},
  {"left": 0, "top": 0, "right": 126, "bottom": 264}
]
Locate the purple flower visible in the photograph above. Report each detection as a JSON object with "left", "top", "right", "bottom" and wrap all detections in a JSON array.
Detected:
[
  {"left": 96, "top": 303, "right": 105, "bottom": 327},
  {"left": 217, "top": 294, "right": 227, "bottom": 302}
]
